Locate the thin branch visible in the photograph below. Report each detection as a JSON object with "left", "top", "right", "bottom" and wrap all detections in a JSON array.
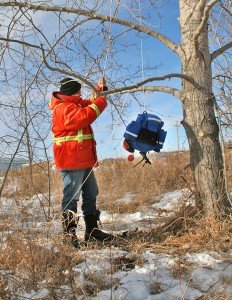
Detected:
[
  {"left": 0, "top": 36, "right": 192, "bottom": 98},
  {"left": 211, "top": 41, "right": 232, "bottom": 61},
  {"left": 0, "top": 37, "right": 97, "bottom": 90},
  {"left": 0, "top": 113, "right": 38, "bottom": 197},
  {"left": 219, "top": 0, "right": 232, "bottom": 16},
  {"left": 0, "top": 1, "right": 182, "bottom": 56},
  {"left": 213, "top": 74, "right": 231, "bottom": 80},
  {"left": 103, "top": 73, "right": 202, "bottom": 96},
  {"left": 105, "top": 85, "right": 182, "bottom": 100},
  {"left": 0, "top": 37, "right": 190, "bottom": 100},
  {"left": 0, "top": 37, "right": 42, "bottom": 50},
  {"left": 40, "top": 46, "right": 96, "bottom": 90}
]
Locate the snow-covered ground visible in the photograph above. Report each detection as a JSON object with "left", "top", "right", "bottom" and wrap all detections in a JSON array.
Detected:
[{"left": 0, "top": 190, "right": 231, "bottom": 299}]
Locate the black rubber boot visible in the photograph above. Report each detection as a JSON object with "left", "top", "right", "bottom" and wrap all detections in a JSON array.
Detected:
[
  {"left": 84, "top": 210, "right": 114, "bottom": 242},
  {"left": 62, "top": 210, "right": 79, "bottom": 248}
]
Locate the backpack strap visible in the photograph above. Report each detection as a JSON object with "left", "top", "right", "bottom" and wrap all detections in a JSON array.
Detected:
[{"left": 133, "top": 152, "right": 151, "bottom": 168}]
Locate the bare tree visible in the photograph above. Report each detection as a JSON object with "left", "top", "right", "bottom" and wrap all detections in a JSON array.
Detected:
[
  {"left": 210, "top": 1, "right": 232, "bottom": 137},
  {"left": 0, "top": 0, "right": 231, "bottom": 216}
]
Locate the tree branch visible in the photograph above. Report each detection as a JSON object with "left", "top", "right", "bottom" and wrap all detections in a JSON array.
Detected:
[
  {"left": 103, "top": 73, "right": 202, "bottom": 95},
  {"left": 0, "top": 37, "right": 97, "bottom": 90},
  {"left": 0, "top": 37, "right": 195, "bottom": 98},
  {"left": 0, "top": 1, "right": 182, "bottom": 56},
  {"left": 104, "top": 85, "right": 182, "bottom": 100},
  {"left": 219, "top": 0, "right": 232, "bottom": 16},
  {"left": 0, "top": 113, "right": 38, "bottom": 197},
  {"left": 0, "top": 37, "right": 42, "bottom": 50},
  {"left": 211, "top": 41, "right": 232, "bottom": 61},
  {"left": 40, "top": 46, "right": 96, "bottom": 90}
]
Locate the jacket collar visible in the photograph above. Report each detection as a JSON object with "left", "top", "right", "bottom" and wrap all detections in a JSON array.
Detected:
[{"left": 49, "top": 92, "right": 82, "bottom": 110}]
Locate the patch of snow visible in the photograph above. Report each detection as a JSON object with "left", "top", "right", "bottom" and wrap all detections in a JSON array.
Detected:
[
  {"left": 100, "top": 211, "right": 156, "bottom": 223},
  {"left": 96, "top": 251, "right": 204, "bottom": 300},
  {"left": 152, "top": 190, "right": 184, "bottom": 211},
  {"left": 1, "top": 189, "right": 231, "bottom": 300},
  {"left": 118, "top": 192, "right": 136, "bottom": 204},
  {"left": 191, "top": 267, "right": 222, "bottom": 292},
  {"left": 152, "top": 190, "right": 195, "bottom": 213},
  {"left": 185, "top": 252, "right": 223, "bottom": 269},
  {"left": 85, "top": 250, "right": 232, "bottom": 300},
  {"left": 17, "top": 288, "right": 49, "bottom": 299},
  {"left": 150, "top": 284, "right": 202, "bottom": 300}
]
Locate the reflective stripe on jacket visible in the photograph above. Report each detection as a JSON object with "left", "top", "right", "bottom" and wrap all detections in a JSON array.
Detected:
[{"left": 49, "top": 92, "right": 107, "bottom": 170}]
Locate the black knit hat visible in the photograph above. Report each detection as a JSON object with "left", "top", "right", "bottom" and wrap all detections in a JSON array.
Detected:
[{"left": 59, "top": 78, "right": 81, "bottom": 95}]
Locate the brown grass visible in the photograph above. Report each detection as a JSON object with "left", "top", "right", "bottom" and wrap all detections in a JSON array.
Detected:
[
  {"left": 1, "top": 161, "right": 62, "bottom": 199},
  {"left": 197, "top": 292, "right": 232, "bottom": 300},
  {"left": 2, "top": 149, "right": 232, "bottom": 214},
  {"left": 143, "top": 215, "right": 232, "bottom": 256},
  {"left": 0, "top": 239, "right": 97, "bottom": 298},
  {"left": 171, "top": 256, "right": 195, "bottom": 278},
  {"left": 97, "top": 151, "right": 193, "bottom": 213},
  {"left": 0, "top": 150, "right": 231, "bottom": 297},
  {"left": 114, "top": 200, "right": 232, "bottom": 256},
  {"left": 0, "top": 233, "right": 84, "bottom": 295}
]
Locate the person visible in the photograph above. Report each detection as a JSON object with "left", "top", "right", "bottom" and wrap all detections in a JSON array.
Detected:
[{"left": 49, "top": 76, "right": 113, "bottom": 248}]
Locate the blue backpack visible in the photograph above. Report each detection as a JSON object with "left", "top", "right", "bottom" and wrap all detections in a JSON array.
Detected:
[{"left": 123, "top": 112, "right": 167, "bottom": 165}]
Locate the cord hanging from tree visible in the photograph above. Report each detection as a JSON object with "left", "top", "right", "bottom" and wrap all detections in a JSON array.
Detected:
[
  {"left": 103, "top": 0, "right": 113, "bottom": 73},
  {"left": 139, "top": 0, "right": 146, "bottom": 112},
  {"left": 62, "top": 1, "right": 128, "bottom": 214}
]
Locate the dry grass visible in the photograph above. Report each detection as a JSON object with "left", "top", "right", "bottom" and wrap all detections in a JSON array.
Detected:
[
  {"left": 115, "top": 200, "right": 232, "bottom": 256},
  {"left": 147, "top": 215, "right": 232, "bottom": 255},
  {"left": 197, "top": 292, "right": 232, "bottom": 300},
  {"left": 97, "top": 151, "right": 193, "bottom": 213},
  {"left": 1, "top": 161, "right": 62, "bottom": 199},
  {"left": 0, "top": 150, "right": 232, "bottom": 297},
  {"left": 111, "top": 253, "right": 146, "bottom": 272},
  {"left": 171, "top": 256, "right": 194, "bottom": 278},
  {"left": 0, "top": 233, "right": 84, "bottom": 297},
  {"left": 1, "top": 151, "right": 192, "bottom": 205},
  {"left": 2, "top": 149, "right": 232, "bottom": 215},
  {"left": 81, "top": 271, "right": 118, "bottom": 296}
]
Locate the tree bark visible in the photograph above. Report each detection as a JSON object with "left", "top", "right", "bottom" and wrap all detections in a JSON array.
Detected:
[{"left": 179, "top": 0, "right": 231, "bottom": 216}]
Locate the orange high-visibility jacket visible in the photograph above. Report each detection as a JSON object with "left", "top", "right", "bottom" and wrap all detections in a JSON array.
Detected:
[{"left": 49, "top": 92, "right": 107, "bottom": 170}]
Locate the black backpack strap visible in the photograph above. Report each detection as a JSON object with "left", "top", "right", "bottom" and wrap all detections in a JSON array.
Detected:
[{"left": 133, "top": 152, "right": 151, "bottom": 168}]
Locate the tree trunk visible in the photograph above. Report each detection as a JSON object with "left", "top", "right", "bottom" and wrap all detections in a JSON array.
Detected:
[{"left": 179, "top": 0, "right": 231, "bottom": 216}]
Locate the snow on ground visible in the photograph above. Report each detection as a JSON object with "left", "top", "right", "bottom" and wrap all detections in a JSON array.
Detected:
[
  {"left": 152, "top": 190, "right": 184, "bottom": 211},
  {"left": 0, "top": 190, "right": 231, "bottom": 299},
  {"left": 10, "top": 250, "right": 231, "bottom": 300},
  {"left": 72, "top": 246, "right": 231, "bottom": 300},
  {"left": 117, "top": 192, "right": 136, "bottom": 204}
]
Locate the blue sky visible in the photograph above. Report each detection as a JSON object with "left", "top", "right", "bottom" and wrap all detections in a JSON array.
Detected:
[
  {"left": 0, "top": 0, "right": 188, "bottom": 161},
  {"left": 86, "top": 0, "right": 187, "bottom": 160}
]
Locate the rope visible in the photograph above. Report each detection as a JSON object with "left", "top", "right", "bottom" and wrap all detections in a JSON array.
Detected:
[
  {"left": 62, "top": 93, "right": 129, "bottom": 214},
  {"left": 62, "top": 1, "right": 127, "bottom": 214},
  {"left": 62, "top": 1, "right": 150, "bottom": 215},
  {"left": 103, "top": 0, "right": 113, "bottom": 73},
  {"left": 138, "top": 0, "right": 146, "bottom": 111}
]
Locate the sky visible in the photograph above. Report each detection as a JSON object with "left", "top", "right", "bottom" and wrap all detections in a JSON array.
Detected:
[
  {"left": 33, "top": 0, "right": 187, "bottom": 161},
  {"left": 88, "top": 0, "right": 188, "bottom": 160},
  {"left": 0, "top": 0, "right": 189, "bottom": 162}
]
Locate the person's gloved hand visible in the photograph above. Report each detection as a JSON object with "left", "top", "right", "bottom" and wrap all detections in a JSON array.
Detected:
[
  {"left": 102, "top": 85, "right": 108, "bottom": 91},
  {"left": 90, "top": 76, "right": 108, "bottom": 101},
  {"left": 97, "top": 76, "right": 108, "bottom": 91}
]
